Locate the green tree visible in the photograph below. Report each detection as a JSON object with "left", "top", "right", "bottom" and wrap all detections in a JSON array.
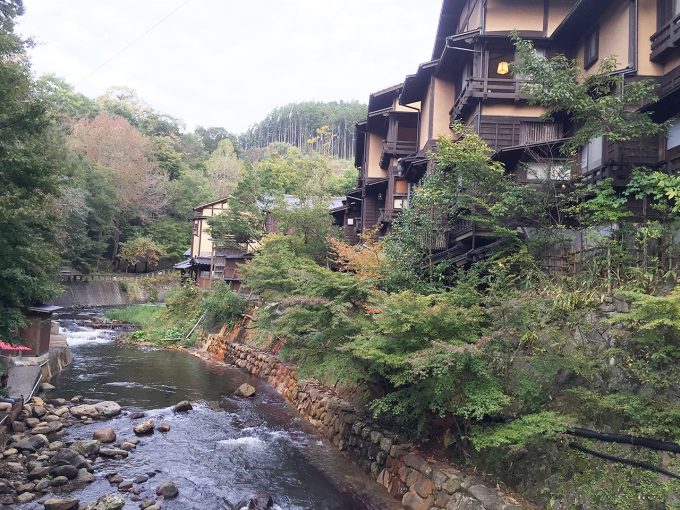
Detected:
[
  {"left": 119, "top": 236, "right": 165, "bottom": 272},
  {"left": 205, "top": 138, "right": 244, "bottom": 197},
  {"left": 0, "top": 2, "right": 64, "bottom": 335}
]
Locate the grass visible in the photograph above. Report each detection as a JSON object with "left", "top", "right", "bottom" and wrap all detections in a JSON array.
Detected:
[{"left": 105, "top": 304, "right": 193, "bottom": 346}]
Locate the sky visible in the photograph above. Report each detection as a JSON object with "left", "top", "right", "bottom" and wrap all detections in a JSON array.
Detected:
[{"left": 17, "top": 0, "right": 443, "bottom": 133}]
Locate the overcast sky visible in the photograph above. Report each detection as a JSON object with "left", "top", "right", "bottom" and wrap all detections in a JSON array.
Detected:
[{"left": 17, "top": 1, "right": 443, "bottom": 133}]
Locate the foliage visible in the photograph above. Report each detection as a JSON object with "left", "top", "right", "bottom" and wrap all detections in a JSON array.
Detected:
[
  {"left": 329, "top": 226, "right": 387, "bottom": 281},
  {"left": 205, "top": 138, "right": 244, "bottom": 197},
  {"left": 119, "top": 237, "right": 165, "bottom": 271},
  {"left": 201, "top": 281, "right": 248, "bottom": 330},
  {"left": 470, "top": 412, "right": 570, "bottom": 451},
  {"left": 240, "top": 100, "right": 366, "bottom": 160},
  {"left": 0, "top": 4, "right": 64, "bottom": 335},
  {"left": 511, "top": 34, "right": 663, "bottom": 155}
]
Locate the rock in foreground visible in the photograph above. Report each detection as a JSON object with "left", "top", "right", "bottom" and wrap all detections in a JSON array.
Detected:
[
  {"left": 173, "top": 400, "right": 192, "bottom": 412},
  {"left": 43, "top": 497, "right": 80, "bottom": 510},
  {"left": 133, "top": 419, "right": 155, "bottom": 435},
  {"left": 85, "top": 493, "right": 125, "bottom": 510},
  {"left": 156, "top": 480, "right": 179, "bottom": 498},
  {"left": 234, "top": 383, "right": 256, "bottom": 398},
  {"left": 93, "top": 428, "right": 116, "bottom": 443}
]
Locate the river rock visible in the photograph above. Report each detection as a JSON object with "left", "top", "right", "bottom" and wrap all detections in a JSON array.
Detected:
[
  {"left": 93, "top": 428, "right": 116, "bottom": 443},
  {"left": 50, "top": 476, "right": 69, "bottom": 487},
  {"left": 156, "top": 480, "right": 179, "bottom": 498},
  {"left": 77, "top": 468, "right": 95, "bottom": 484},
  {"left": 71, "top": 440, "right": 101, "bottom": 457},
  {"left": 95, "top": 401, "right": 122, "bottom": 418},
  {"left": 35, "top": 479, "right": 51, "bottom": 492},
  {"left": 12, "top": 421, "right": 26, "bottom": 433},
  {"left": 99, "top": 448, "right": 129, "bottom": 458},
  {"left": 16, "top": 492, "right": 35, "bottom": 503},
  {"left": 39, "top": 382, "right": 56, "bottom": 392},
  {"left": 2, "top": 448, "right": 17, "bottom": 457},
  {"left": 26, "top": 417, "right": 40, "bottom": 428},
  {"left": 85, "top": 494, "right": 125, "bottom": 510},
  {"left": 52, "top": 464, "right": 79, "bottom": 480},
  {"left": 118, "top": 480, "right": 133, "bottom": 491},
  {"left": 51, "top": 448, "right": 88, "bottom": 468},
  {"left": 119, "top": 441, "right": 136, "bottom": 451},
  {"left": 32, "top": 421, "right": 63, "bottom": 435},
  {"left": 140, "top": 499, "right": 155, "bottom": 509},
  {"left": 156, "top": 423, "right": 170, "bottom": 432},
  {"left": 133, "top": 419, "right": 155, "bottom": 435},
  {"left": 69, "top": 404, "right": 98, "bottom": 419},
  {"left": 28, "top": 466, "right": 52, "bottom": 480},
  {"left": 173, "top": 400, "right": 192, "bottom": 412},
  {"left": 43, "top": 497, "right": 80, "bottom": 510},
  {"left": 129, "top": 412, "right": 145, "bottom": 420},
  {"left": 234, "top": 383, "right": 256, "bottom": 398}
]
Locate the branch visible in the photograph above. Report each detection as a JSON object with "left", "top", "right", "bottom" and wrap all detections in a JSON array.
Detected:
[
  {"left": 569, "top": 442, "right": 680, "bottom": 481},
  {"left": 567, "top": 427, "right": 680, "bottom": 454}
]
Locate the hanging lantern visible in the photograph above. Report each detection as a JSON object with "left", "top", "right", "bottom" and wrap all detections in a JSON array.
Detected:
[{"left": 497, "top": 61, "right": 510, "bottom": 75}]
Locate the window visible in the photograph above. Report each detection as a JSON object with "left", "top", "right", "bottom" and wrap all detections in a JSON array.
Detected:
[
  {"left": 584, "top": 27, "right": 599, "bottom": 69},
  {"left": 488, "top": 51, "right": 515, "bottom": 79},
  {"left": 393, "top": 197, "right": 407, "bottom": 210},
  {"left": 580, "top": 136, "right": 603, "bottom": 172},
  {"left": 667, "top": 117, "right": 680, "bottom": 152},
  {"left": 347, "top": 217, "right": 355, "bottom": 226},
  {"left": 525, "top": 161, "right": 572, "bottom": 181}
]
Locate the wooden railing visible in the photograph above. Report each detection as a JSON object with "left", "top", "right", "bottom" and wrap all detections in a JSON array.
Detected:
[
  {"left": 380, "top": 140, "right": 418, "bottom": 168},
  {"left": 452, "top": 77, "right": 529, "bottom": 119},
  {"left": 60, "top": 270, "right": 171, "bottom": 282},
  {"left": 651, "top": 12, "right": 680, "bottom": 60}
]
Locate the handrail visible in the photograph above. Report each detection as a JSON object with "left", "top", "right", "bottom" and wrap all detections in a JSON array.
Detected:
[{"left": 61, "top": 270, "right": 171, "bottom": 282}]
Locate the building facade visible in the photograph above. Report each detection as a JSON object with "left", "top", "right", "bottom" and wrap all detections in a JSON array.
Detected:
[{"left": 338, "top": 0, "right": 680, "bottom": 264}]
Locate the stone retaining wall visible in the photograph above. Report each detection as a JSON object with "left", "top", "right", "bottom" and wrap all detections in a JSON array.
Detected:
[{"left": 199, "top": 333, "right": 533, "bottom": 510}]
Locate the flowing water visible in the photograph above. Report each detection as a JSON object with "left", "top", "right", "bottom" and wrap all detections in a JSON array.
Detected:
[{"left": 19, "top": 308, "right": 400, "bottom": 510}]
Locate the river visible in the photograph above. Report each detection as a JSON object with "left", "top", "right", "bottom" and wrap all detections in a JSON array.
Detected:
[{"left": 19, "top": 308, "right": 400, "bottom": 510}]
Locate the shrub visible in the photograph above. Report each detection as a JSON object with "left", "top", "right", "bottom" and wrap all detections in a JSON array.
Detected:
[{"left": 201, "top": 281, "right": 248, "bottom": 330}]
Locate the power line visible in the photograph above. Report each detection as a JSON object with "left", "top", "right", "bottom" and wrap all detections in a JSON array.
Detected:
[{"left": 76, "top": 0, "right": 192, "bottom": 86}]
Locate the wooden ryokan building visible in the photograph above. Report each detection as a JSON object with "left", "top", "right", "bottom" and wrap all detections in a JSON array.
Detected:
[{"left": 334, "top": 0, "right": 680, "bottom": 264}]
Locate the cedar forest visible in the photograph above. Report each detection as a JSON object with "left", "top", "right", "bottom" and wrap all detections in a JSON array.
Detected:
[{"left": 3, "top": 2, "right": 680, "bottom": 509}]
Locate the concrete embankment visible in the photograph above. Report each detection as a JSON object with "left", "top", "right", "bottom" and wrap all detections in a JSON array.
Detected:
[
  {"left": 50, "top": 277, "right": 178, "bottom": 308},
  {"left": 196, "top": 328, "right": 534, "bottom": 510}
]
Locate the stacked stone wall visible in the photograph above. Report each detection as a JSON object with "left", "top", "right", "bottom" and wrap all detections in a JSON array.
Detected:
[{"left": 199, "top": 333, "right": 534, "bottom": 510}]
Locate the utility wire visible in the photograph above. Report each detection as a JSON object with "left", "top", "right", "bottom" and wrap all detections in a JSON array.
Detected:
[{"left": 76, "top": 0, "right": 192, "bottom": 86}]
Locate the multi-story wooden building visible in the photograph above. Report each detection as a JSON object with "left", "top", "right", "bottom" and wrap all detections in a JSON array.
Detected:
[{"left": 338, "top": 0, "right": 680, "bottom": 264}]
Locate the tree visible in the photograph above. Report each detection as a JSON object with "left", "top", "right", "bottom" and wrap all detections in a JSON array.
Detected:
[
  {"left": 166, "top": 170, "right": 215, "bottom": 220},
  {"left": 208, "top": 166, "right": 265, "bottom": 247},
  {"left": 119, "top": 236, "right": 165, "bottom": 272},
  {"left": 194, "top": 126, "right": 237, "bottom": 154},
  {"left": 35, "top": 74, "right": 98, "bottom": 128},
  {"left": 69, "top": 112, "right": 168, "bottom": 259},
  {"left": 151, "top": 135, "right": 184, "bottom": 180},
  {"left": 205, "top": 138, "right": 244, "bottom": 197},
  {"left": 0, "top": 2, "right": 64, "bottom": 335}
]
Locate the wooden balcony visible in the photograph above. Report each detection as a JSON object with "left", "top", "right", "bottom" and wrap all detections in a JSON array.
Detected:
[
  {"left": 452, "top": 77, "right": 529, "bottom": 120},
  {"left": 380, "top": 140, "right": 418, "bottom": 169},
  {"left": 651, "top": 12, "right": 680, "bottom": 61}
]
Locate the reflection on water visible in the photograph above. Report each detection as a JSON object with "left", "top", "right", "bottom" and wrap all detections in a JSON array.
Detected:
[{"left": 17, "top": 309, "right": 399, "bottom": 510}]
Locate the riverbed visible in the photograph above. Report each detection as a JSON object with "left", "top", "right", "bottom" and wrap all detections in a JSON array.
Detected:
[{"left": 18, "top": 308, "right": 400, "bottom": 510}]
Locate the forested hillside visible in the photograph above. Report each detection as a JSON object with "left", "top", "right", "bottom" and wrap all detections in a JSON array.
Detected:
[
  {"left": 239, "top": 101, "right": 367, "bottom": 159},
  {"left": 0, "top": 2, "right": 359, "bottom": 335}
]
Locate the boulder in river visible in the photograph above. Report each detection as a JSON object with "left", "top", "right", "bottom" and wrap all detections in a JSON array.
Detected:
[
  {"left": 43, "top": 497, "right": 79, "bottom": 510},
  {"left": 235, "top": 383, "right": 257, "bottom": 398},
  {"left": 156, "top": 423, "right": 170, "bottom": 432},
  {"left": 133, "top": 419, "right": 155, "bottom": 435},
  {"left": 71, "top": 439, "right": 101, "bottom": 457},
  {"left": 93, "top": 428, "right": 116, "bottom": 443},
  {"left": 173, "top": 400, "right": 193, "bottom": 412},
  {"left": 238, "top": 493, "right": 274, "bottom": 509},
  {"left": 156, "top": 480, "right": 179, "bottom": 498},
  {"left": 39, "top": 382, "right": 56, "bottom": 392},
  {"left": 50, "top": 448, "right": 89, "bottom": 469},
  {"left": 70, "top": 401, "right": 121, "bottom": 419},
  {"left": 85, "top": 494, "right": 125, "bottom": 510}
]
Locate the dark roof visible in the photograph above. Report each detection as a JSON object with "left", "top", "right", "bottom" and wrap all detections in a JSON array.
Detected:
[
  {"left": 182, "top": 248, "right": 191, "bottom": 257},
  {"left": 551, "top": 0, "right": 612, "bottom": 42},
  {"left": 192, "top": 197, "right": 230, "bottom": 212},
  {"left": 432, "top": 0, "right": 466, "bottom": 60},
  {"left": 368, "top": 84, "right": 403, "bottom": 113},
  {"left": 174, "top": 260, "right": 192, "bottom": 270},
  {"left": 401, "top": 60, "right": 438, "bottom": 105},
  {"left": 193, "top": 256, "right": 212, "bottom": 266}
]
